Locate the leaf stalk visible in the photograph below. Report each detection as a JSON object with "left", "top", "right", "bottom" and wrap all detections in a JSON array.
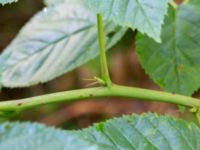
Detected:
[{"left": 97, "top": 14, "right": 112, "bottom": 87}]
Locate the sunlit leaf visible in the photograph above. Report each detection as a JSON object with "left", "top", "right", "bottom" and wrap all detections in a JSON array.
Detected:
[
  {"left": 0, "top": 0, "right": 127, "bottom": 87},
  {"left": 85, "top": 0, "right": 169, "bottom": 42}
]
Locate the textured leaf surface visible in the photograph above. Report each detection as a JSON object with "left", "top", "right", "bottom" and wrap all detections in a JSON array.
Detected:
[
  {"left": 0, "top": 0, "right": 17, "bottom": 5},
  {"left": 0, "top": 113, "right": 200, "bottom": 150},
  {"left": 136, "top": 1, "right": 200, "bottom": 95},
  {"left": 0, "top": 0, "right": 127, "bottom": 87},
  {"left": 85, "top": 0, "right": 169, "bottom": 42}
]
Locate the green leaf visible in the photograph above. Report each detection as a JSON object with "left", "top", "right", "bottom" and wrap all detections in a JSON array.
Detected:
[
  {"left": 0, "top": 113, "right": 200, "bottom": 150},
  {"left": 0, "top": 0, "right": 127, "bottom": 87},
  {"left": 44, "top": 0, "right": 65, "bottom": 6},
  {"left": 136, "top": 1, "right": 200, "bottom": 96},
  {"left": 0, "top": 0, "right": 17, "bottom": 5},
  {"left": 84, "top": 0, "right": 169, "bottom": 42}
]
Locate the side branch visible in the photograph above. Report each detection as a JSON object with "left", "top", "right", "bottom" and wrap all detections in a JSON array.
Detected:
[
  {"left": 97, "top": 14, "right": 112, "bottom": 87},
  {"left": 0, "top": 85, "right": 200, "bottom": 114}
]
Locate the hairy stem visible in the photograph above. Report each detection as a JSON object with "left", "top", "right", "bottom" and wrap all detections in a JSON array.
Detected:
[
  {"left": 97, "top": 14, "right": 112, "bottom": 87},
  {"left": 0, "top": 84, "right": 200, "bottom": 114}
]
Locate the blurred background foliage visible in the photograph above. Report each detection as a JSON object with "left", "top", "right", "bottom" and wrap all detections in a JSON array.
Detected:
[{"left": 0, "top": 0, "right": 198, "bottom": 129}]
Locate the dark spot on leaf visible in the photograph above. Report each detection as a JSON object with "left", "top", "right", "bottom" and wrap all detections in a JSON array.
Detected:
[
  {"left": 126, "top": 117, "right": 132, "bottom": 123},
  {"left": 177, "top": 64, "right": 184, "bottom": 74},
  {"left": 172, "top": 92, "right": 176, "bottom": 95},
  {"left": 107, "top": 31, "right": 115, "bottom": 38},
  {"left": 17, "top": 102, "right": 23, "bottom": 106}
]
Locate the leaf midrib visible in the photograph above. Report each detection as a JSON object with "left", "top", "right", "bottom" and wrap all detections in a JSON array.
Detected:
[{"left": 3, "top": 25, "right": 95, "bottom": 72}]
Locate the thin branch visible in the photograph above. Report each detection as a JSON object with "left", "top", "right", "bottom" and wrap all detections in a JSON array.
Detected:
[{"left": 0, "top": 85, "right": 200, "bottom": 115}]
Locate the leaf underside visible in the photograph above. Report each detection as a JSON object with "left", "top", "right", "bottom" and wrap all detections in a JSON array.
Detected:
[
  {"left": 0, "top": 0, "right": 17, "bottom": 5},
  {"left": 0, "top": 0, "right": 127, "bottom": 87},
  {"left": 136, "top": 0, "right": 200, "bottom": 96},
  {"left": 43, "top": 0, "right": 65, "bottom": 6},
  {"left": 0, "top": 113, "right": 199, "bottom": 150},
  {"left": 85, "top": 0, "right": 169, "bottom": 42}
]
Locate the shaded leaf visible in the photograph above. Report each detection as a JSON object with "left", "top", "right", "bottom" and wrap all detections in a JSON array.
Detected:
[
  {"left": 0, "top": 113, "right": 199, "bottom": 150},
  {"left": 85, "top": 0, "right": 169, "bottom": 42},
  {"left": 136, "top": 1, "right": 200, "bottom": 95},
  {"left": 0, "top": 0, "right": 127, "bottom": 87}
]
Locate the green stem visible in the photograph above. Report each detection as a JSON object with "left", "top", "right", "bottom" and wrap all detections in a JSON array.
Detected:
[
  {"left": 169, "top": 0, "right": 178, "bottom": 9},
  {"left": 0, "top": 84, "right": 200, "bottom": 114},
  {"left": 97, "top": 14, "right": 112, "bottom": 87}
]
